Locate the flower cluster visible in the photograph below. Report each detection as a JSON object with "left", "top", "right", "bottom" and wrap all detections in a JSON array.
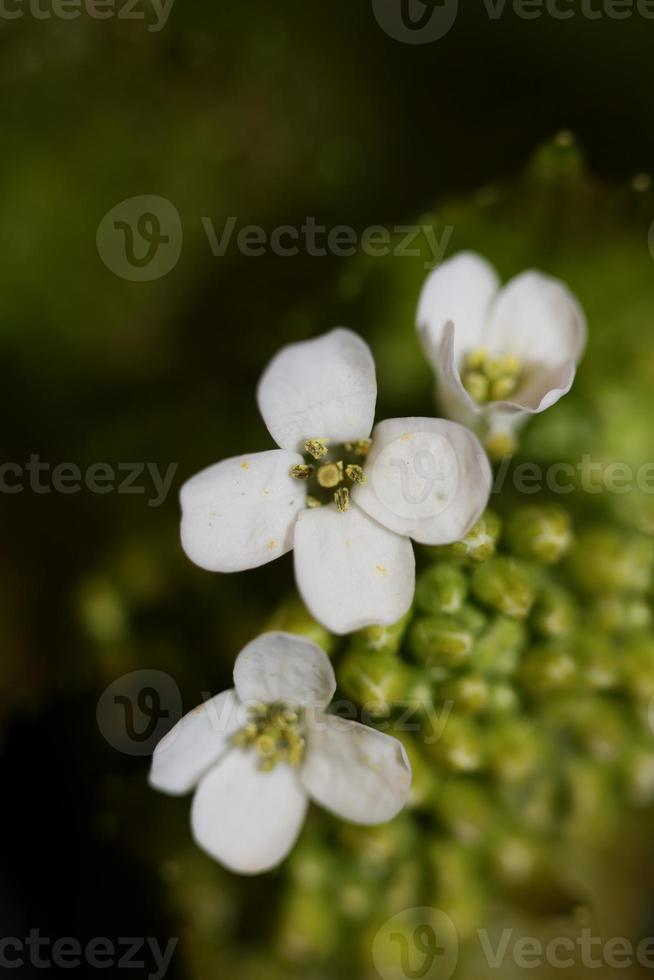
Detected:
[{"left": 151, "top": 251, "right": 586, "bottom": 876}]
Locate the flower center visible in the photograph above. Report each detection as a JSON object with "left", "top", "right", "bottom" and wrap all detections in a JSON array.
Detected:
[
  {"left": 231, "top": 702, "right": 306, "bottom": 772},
  {"left": 289, "top": 438, "right": 371, "bottom": 512},
  {"left": 461, "top": 349, "right": 523, "bottom": 404}
]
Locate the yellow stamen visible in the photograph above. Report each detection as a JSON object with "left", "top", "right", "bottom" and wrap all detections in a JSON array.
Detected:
[
  {"left": 334, "top": 487, "right": 350, "bottom": 512},
  {"left": 304, "top": 439, "right": 328, "bottom": 460},
  {"left": 345, "top": 463, "right": 366, "bottom": 485},
  {"left": 290, "top": 463, "right": 313, "bottom": 480}
]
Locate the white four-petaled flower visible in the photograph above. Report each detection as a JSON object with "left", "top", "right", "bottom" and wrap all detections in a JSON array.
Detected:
[
  {"left": 416, "top": 252, "right": 587, "bottom": 452},
  {"left": 149, "top": 631, "right": 412, "bottom": 875},
  {"left": 180, "top": 328, "right": 491, "bottom": 634}
]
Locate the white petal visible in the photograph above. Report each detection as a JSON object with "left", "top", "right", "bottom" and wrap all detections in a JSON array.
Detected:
[
  {"left": 149, "top": 689, "right": 243, "bottom": 796},
  {"left": 233, "top": 631, "right": 336, "bottom": 709},
  {"left": 417, "top": 252, "right": 500, "bottom": 368},
  {"left": 354, "top": 417, "right": 491, "bottom": 545},
  {"left": 180, "top": 450, "right": 305, "bottom": 572},
  {"left": 293, "top": 504, "right": 415, "bottom": 635},
  {"left": 301, "top": 714, "right": 411, "bottom": 825},
  {"left": 191, "top": 749, "right": 308, "bottom": 874},
  {"left": 256, "top": 328, "right": 377, "bottom": 452},
  {"left": 486, "top": 270, "right": 587, "bottom": 368}
]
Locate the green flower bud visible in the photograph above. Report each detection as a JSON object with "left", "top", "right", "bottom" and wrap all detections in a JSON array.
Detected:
[
  {"left": 338, "top": 649, "right": 408, "bottom": 716},
  {"left": 472, "top": 615, "right": 526, "bottom": 676},
  {"left": 394, "top": 733, "right": 440, "bottom": 809},
  {"left": 440, "top": 673, "right": 489, "bottom": 715},
  {"left": 623, "top": 638, "right": 654, "bottom": 702},
  {"left": 574, "top": 630, "right": 620, "bottom": 690},
  {"left": 486, "top": 719, "right": 546, "bottom": 783},
  {"left": 351, "top": 610, "right": 411, "bottom": 655},
  {"left": 488, "top": 833, "right": 542, "bottom": 887},
  {"left": 415, "top": 564, "right": 468, "bottom": 616},
  {"left": 566, "top": 527, "right": 654, "bottom": 595},
  {"left": 520, "top": 643, "right": 577, "bottom": 696},
  {"left": 504, "top": 504, "right": 572, "bottom": 564},
  {"left": 562, "top": 757, "right": 617, "bottom": 842},
  {"left": 426, "top": 510, "right": 501, "bottom": 563},
  {"left": 426, "top": 841, "right": 489, "bottom": 939},
  {"left": 339, "top": 813, "right": 418, "bottom": 865},
  {"left": 546, "top": 696, "right": 626, "bottom": 761},
  {"left": 267, "top": 595, "right": 334, "bottom": 653},
  {"left": 591, "top": 595, "right": 652, "bottom": 634},
  {"left": 622, "top": 745, "right": 654, "bottom": 807},
  {"left": 531, "top": 584, "right": 577, "bottom": 637},
  {"left": 435, "top": 778, "right": 495, "bottom": 842},
  {"left": 408, "top": 615, "right": 475, "bottom": 670},
  {"left": 472, "top": 557, "right": 537, "bottom": 619},
  {"left": 486, "top": 681, "right": 521, "bottom": 715},
  {"left": 429, "top": 715, "right": 484, "bottom": 772},
  {"left": 277, "top": 888, "right": 340, "bottom": 962}
]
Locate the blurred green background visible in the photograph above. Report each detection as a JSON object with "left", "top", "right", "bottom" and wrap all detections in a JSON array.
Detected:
[{"left": 3, "top": 2, "right": 654, "bottom": 978}]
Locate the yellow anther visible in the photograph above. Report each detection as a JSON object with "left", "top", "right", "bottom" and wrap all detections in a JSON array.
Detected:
[
  {"left": 490, "top": 375, "right": 519, "bottom": 401},
  {"left": 345, "top": 439, "right": 373, "bottom": 457},
  {"left": 255, "top": 731, "right": 277, "bottom": 757},
  {"left": 465, "top": 348, "right": 487, "bottom": 371},
  {"left": 345, "top": 463, "right": 366, "bottom": 486},
  {"left": 290, "top": 463, "right": 314, "bottom": 480},
  {"left": 306, "top": 496, "right": 322, "bottom": 509},
  {"left": 334, "top": 487, "right": 350, "bottom": 512},
  {"left": 462, "top": 371, "right": 490, "bottom": 404},
  {"left": 304, "top": 439, "right": 328, "bottom": 460},
  {"left": 317, "top": 461, "right": 344, "bottom": 488},
  {"left": 463, "top": 349, "right": 522, "bottom": 405}
]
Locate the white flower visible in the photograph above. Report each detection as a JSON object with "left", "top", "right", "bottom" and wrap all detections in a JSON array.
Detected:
[
  {"left": 416, "top": 252, "right": 587, "bottom": 454},
  {"left": 180, "top": 328, "right": 491, "bottom": 635},
  {"left": 149, "top": 631, "right": 412, "bottom": 875}
]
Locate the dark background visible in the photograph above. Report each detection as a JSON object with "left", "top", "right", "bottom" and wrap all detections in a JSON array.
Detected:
[{"left": 1, "top": 1, "right": 653, "bottom": 976}]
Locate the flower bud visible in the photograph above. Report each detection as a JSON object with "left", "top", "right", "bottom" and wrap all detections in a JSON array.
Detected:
[
  {"left": 435, "top": 779, "right": 494, "bottom": 843},
  {"left": 440, "top": 673, "right": 489, "bottom": 715},
  {"left": 566, "top": 527, "right": 654, "bottom": 594},
  {"left": 623, "top": 638, "right": 654, "bottom": 702},
  {"left": 351, "top": 610, "right": 411, "bottom": 656},
  {"left": 408, "top": 615, "right": 475, "bottom": 670},
  {"left": 338, "top": 649, "right": 410, "bottom": 716},
  {"left": 426, "top": 510, "right": 501, "bottom": 563},
  {"left": 574, "top": 630, "right": 620, "bottom": 690},
  {"left": 266, "top": 595, "right": 334, "bottom": 652},
  {"left": 472, "top": 615, "right": 526, "bottom": 675},
  {"left": 531, "top": 583, "right": 577, "bottom": 637},
  {"left": 504, "top": 504, "right": 572, "bottom": 564},
  {"left": 415, "top": 564, "right": 468, "bottom": 616},
  {"left": 394, "top": 734, "right": 439, "bottom": 810},
  {"left": 426, "top": 841, "right": 489, "bottom": 938},
  {"left": 472, "top": 557, "right": 536, "bottom": 619},
  {"left": 591, "top": 595, "right": 652, "bottom": 633},
  {"left": 486, "top": 720, "right": 546, "bottom": 783},
  {"left": 520, "top": 643, "right": 577, "bottom": 695},
  {"left": 428, "top": 715, "right": 483, "bottom": 772}
]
